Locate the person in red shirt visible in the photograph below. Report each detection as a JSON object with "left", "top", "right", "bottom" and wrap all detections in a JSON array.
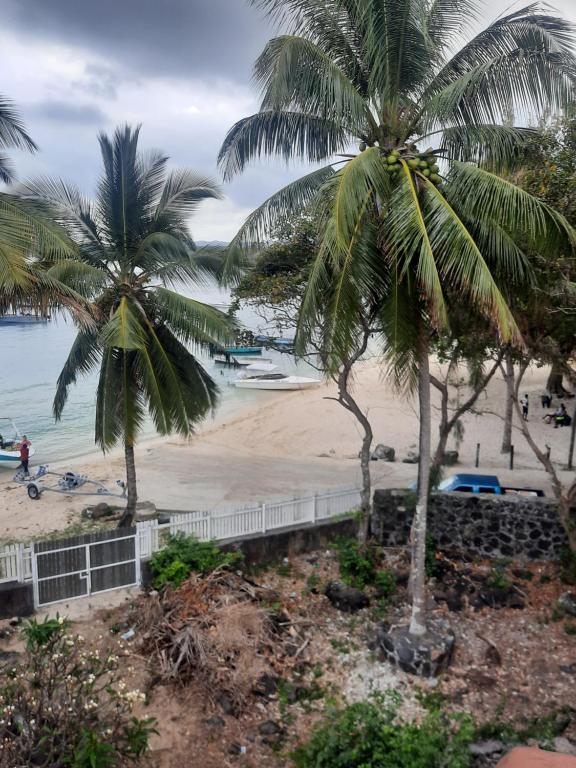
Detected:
[{"left": 19, "top": 436, "right": 31, "bottom": 476}]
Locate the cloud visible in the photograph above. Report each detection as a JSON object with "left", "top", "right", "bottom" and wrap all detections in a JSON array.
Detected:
[
  {"left": 28, "top": 100, "right": 108, "bottom": 125},
  {"left": 2, "top": 0, "right": 271, "bottom": 84}
]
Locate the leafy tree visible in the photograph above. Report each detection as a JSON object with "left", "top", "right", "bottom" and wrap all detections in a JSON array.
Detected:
[
  {"left": 22, "top": 125, "right": 232, "bottom": 526},
  {"left": 0, "top": 94, "right": 82, "bottom": 315},
  {"left": 219, "top": 0, "right": 576, "bottom": 637}
]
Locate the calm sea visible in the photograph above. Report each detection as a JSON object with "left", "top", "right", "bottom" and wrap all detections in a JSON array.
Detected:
[{"left": 0, "top": 283, "right": 308, "bottom": 464}]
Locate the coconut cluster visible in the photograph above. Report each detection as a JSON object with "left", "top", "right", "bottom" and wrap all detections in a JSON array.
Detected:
[{"left": 358, "top": 144, "right": 442, "bottom": 186}]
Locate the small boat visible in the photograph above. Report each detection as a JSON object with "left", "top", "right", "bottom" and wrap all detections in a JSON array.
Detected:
[
  {"left": 0, "top": 419, "right": 35, "bottom": 465},
  {"left": 254, "top": 335, "right": 295, "bottom": 348},
  {"left": 0, "top": 314, "right": 49, "bottom": 326},
  {"left": 224, "top": 346, "right": 263, "bottom": 355},
  {"left": 234, "top": 374, "right": 321, "bottom": 391},
  {"left": 214, "top": 355, "right": 270, "bottom": 367},
  {"left": 242, "top": 362, "right": 279, "bottom": 374}
]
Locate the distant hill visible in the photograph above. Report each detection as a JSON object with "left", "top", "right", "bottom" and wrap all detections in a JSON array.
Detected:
[{"left": 196, "top": 240, "right": 228, "bottom": 248}]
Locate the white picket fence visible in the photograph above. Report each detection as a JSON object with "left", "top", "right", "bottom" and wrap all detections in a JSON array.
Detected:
[
  {"left": 1, "top": 487, "right": 361, "bottom": 585},
  {"left": 137, "top": 487, "right": 361, "bottom": 559},
  {"left": 0, "top": 543, "right": 33, "bottom": 584}
]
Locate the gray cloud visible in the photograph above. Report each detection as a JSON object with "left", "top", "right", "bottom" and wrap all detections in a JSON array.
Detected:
[
  {"left": 27, "top": 100, "right": 109, "bottom": 125},
  {"left": 3, "top": 0, "right": 271, "bottom": 84},
  {"left": 72, "top": 64, "right": 122, "bottom": 100}
]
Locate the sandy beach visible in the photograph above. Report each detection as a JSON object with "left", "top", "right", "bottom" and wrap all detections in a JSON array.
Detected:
[{"left": 0, "top": 361, "right": 573, "bottom": 542}]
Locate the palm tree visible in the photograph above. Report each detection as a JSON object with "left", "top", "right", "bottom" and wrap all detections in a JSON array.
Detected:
[
  {"left": 23, "top": 125, "right": 233, "bottom": 527},
  {"left": 219, "top": 0, "right": 576, "bottom": 638},
  {"left": 0, "top": 94, "right": 81, "bottom": 313}
]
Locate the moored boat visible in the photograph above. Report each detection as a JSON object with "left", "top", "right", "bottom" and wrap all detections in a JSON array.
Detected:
[
  {"left": 234, "top": 374, "right": 321, "bottom": 391},
  {"left": 0, "top": 419, "right": 35, "bottom": 465}
]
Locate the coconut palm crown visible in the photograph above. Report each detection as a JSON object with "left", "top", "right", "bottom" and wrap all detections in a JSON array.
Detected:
[
  {"left": 23, "top": 125, "right": 232, "bottom": 525},
  {"left": 219, "top": 0, "right": 576, "bottom": 636}
]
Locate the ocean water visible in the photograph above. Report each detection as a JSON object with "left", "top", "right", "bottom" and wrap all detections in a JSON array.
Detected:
[{"left": 0, "top": 283, "right": 311, "bottom": 464}]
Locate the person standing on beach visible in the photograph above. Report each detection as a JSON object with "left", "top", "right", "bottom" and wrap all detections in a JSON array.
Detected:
[
  {"left": 520, "top": 394, "right": 529, "bottom": 421},
  {"left": 18, "top": 436, "right": 31, "bottom": 475}
]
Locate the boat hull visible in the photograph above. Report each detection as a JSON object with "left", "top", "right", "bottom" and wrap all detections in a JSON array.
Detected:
[
  {"left": 224, "top": 347, "right": 262, "bottom": 355},
  {"left": 0, "top": 447, "right": 36, "bottom": 464},
  {"left": 234, "top": 378, "right": 321, "bottom": 391}
]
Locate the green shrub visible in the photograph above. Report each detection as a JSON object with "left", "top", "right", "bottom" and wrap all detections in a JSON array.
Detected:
[
  {"left": 374, "top": 569, "right": 397, "bottom": 599},
  {"left": 150, "top": 533, "right": 242, "bottom": 589},
  {"left": 0, "top": 618, "right": 156, "bottom": 767},
  {"left": 332, "top": 538, "right": 375, "bottom": 589},
  {"left": 292, "top": 693, "right": 474, "bottom": 768},
  {"left": 560, "top": 548, "right": 576, "bottom": 585}
]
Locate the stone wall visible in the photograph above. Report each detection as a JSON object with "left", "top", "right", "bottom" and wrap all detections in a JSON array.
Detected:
[{"left": 372, "top": 489, "right": 568, "bottom": 560}]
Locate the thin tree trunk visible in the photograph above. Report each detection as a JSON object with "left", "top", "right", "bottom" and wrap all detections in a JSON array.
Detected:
[
  {"left": 331, "top": 327, "right": 373, "bottom": 547},
  {"left": 501, "top": 353, "right": 514, "bottom": 453},
  {"left": 409, "top": 337, "right": 431, "bottom": 637},
  {"left": 118, "top": 441, "right": 137, "bottom": 528},
  {"left": 568, "top": 402, "right": 576, "bottom": 471}
]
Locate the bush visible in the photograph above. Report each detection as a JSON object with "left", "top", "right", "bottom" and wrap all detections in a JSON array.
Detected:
[
  {"left": 292, "top": 693, "right": 474, "bottom": 768},
  {"left": 0, "top": 616, "right": 156, "bottom": 767},
  {"left": 332, "top": 538, "right": 395, "bottom": 594},
  {"left": 150, "top": 533, "right": 243, "bottom": 589},
  {"left": 560, "top": 547, "right": 576, "bottom": 585}
]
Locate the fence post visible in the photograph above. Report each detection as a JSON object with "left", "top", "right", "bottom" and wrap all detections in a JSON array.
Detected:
[
  {"left": 261, "top": 503, "right": 267, "bottom": 533},
  {"left": 206, "top": 511, "right": 212, "bottom": 541},
  {"left": 134, "top": 528, "right": 141, "bottom": 587},
  {"left": 475, "top": 443, "right": 480, "bottom": 468},
  {"left": 313, "top": 494, "right": 317, "bottom": 524},
  {"left": 16, "top": 544, "right": 23, "bottom": 583},
  {"left": 509, "top": 445, "right": 514, "bottom": 471}
]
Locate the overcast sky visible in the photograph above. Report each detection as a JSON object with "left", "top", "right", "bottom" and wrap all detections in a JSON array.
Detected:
[{"left": 1, "top": 0, "right": 575, "bottom": 241}]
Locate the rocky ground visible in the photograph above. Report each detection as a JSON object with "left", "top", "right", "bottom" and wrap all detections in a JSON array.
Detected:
[{"left": 1, "top": 548, "right": 576, "bottom": 767}]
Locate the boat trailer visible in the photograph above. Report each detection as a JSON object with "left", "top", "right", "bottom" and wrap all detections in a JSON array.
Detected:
[{"left": 13, "top": 465, "right": 127, "bottom": 501}]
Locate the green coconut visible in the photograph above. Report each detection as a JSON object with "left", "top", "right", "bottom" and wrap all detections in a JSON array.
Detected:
[
  {"left": 386, "top": 155, "right": 398, "bottom": 164},
  {"left": 408, "top": 158, "right": 419, "bottom": 169},
  {"left": 430, "top": 174, "right": 442, "bottom": 184},
  {"left": 422, "top": 168, "right": 431, "bottom": 177},
  {"left": 359, "top": 141, "right": 367, "bottom": 152}
]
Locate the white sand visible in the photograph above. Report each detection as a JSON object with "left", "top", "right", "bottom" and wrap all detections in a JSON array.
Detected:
[{"left": 0, "top": 361, "right": 573, "bottom": 542}]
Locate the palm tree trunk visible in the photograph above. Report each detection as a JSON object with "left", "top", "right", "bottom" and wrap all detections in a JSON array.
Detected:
[
  {"left": 409, "top": 336, "right": 431, "bottom": 637},
  {"left": 118, "top": 441, "right": 137, "bottom": 528},
  {"left": 547, "top": 361, "right": 566, "bottom": 397},
  {"left": 501, "top": 353, "right": 514, "bottom": 453},
  {"left": 568, "top": 402, "right": 576, "bottom": 471}
]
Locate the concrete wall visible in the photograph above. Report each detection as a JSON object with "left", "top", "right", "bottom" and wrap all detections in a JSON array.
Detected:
[
  {"left": 0, "top": 581, "right": 34, "bottom": 619},
  {"left": 141, "top": 517, "right": 358, "bottom": 589},
  {"left": 372, "top": 489, "right": 568, "bottom": 560}
]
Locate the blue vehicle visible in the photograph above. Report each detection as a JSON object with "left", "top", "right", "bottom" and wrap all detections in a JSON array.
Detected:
[{"left": 438, "top": 473, "right": 545, "bottom": 497}]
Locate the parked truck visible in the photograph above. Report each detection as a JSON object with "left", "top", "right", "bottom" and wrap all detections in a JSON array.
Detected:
[{"left": 438, "top": 473, "right": 545, "bottom": 498}]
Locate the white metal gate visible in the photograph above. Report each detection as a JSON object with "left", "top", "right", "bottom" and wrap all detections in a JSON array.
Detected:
[{"left": 32, "top": 530, "right": 140, "bottom": 608}]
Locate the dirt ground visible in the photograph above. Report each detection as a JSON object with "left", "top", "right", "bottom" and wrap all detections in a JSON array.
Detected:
[{"left": 1, "top": 550, "right": 576, "bottom": 767}]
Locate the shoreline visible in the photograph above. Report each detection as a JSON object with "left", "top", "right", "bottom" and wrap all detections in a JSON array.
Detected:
[{"left": 1, "top": 360, "right": 573, "bottom": 543}]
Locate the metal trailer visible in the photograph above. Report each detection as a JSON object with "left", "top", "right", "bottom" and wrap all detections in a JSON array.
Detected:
[{"left": 14, "top": 465, "right": 127, "bottom": 501}]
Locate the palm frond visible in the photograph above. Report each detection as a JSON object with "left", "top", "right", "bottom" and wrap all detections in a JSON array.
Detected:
[
  {"left": 255, "top": 35, "right": 369, "bottom": 133},
  {"left": 446, "top": 161, "right": 576, "bottom": 256},
  {"left": 384, "top": 162, "right": 448, "bottom": 328},
  {"left": 154, "top": 171, "right": 222, "bottom": 222},
  {"left": 54, "top": 329, "right": 101, "bottom": 420},
  {"left": 0, "top": 95, "right": 37, "bottom": 152},
  {"left": 99, "top": 296, "right": 147, "bottom": 350},
  {"left": 151, "top": 287, "right": 235, "bottom": 348},
  {"left": 218, "top": 110, "right": 349, "bottom": 180},
  {"left": 437, "top": 124, "right": 536, "bottom": 168},
  {"left": 222, "top": 164, "right": 335, "bottom": 283}
]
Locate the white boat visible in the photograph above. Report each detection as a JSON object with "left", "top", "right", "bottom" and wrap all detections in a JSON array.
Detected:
[
  {"left": 242, "top": 362, "right": 279, "bottom": 374},
  {"left": 234, "top": 374, "right": 321, "bottom": 391},
  {"left": 0, "top": 419, "right": 35, "bottom": 465}
]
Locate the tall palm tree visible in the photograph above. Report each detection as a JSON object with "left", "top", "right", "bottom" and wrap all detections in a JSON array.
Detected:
[
  {"left": 219, "top": 0, "right": 576, "bottom": 637},
  {"left": 0, "top": 94, "right": 80, "bottom": 313},
  {"left": 23, "top": 125, "right": 233, "bottom": 527}
]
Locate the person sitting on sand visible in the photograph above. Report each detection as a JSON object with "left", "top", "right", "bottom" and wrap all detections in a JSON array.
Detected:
[{"left": 554, "top": 404, "right": 569, "bottom": 428}]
